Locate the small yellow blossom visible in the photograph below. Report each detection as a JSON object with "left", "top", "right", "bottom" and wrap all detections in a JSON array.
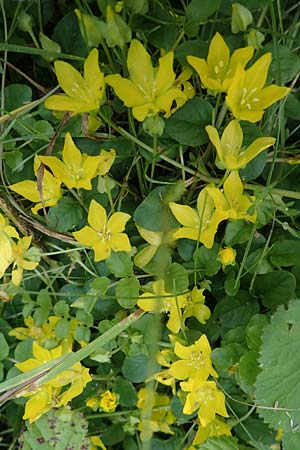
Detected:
[
  {"left": 218, "top": 246, "right": 236, "bottom": 267},
  {"left": 10, "top": 156, "right": 62, "bottom": 214},
  {"left": 183, "top": 286, "right": 211, "bottom": 325},
  {"left": 187, "top": 32, "right": 254, "bottom": 93},
  {"left": 226, "top": 52, "right": 290, "bottom": 122},
  {"left": 10, "top": 236, "right": 40, "bottom": 286},
  {"left": 45, "top": 48, "right": 105, "bottom": 115},
  {"left": 73, "top": 199, "right": 131, "bottom": 261},
  {"left": 276, "top": 428, "right": 283, "bottom": 441},
  {"left": 106, "top": 39, "right": 192, "bottom": 121},
  {"left": 38, "top": 133, "right": 115, "bottom": 190},
  {"left": 137, "top": 279, "right": 188, "bottom": 333},
  {"left": 181, "top": 379, "right": 228, "bottom": 427},
  {"left": 193, "top": 418, "right": 232, "bottom": 445},
  {"left": 169, "top": 334, "right": 218, "bottom": 382},
  {"left": 86, "top": 396, "right": 100, "bottom": 410},
  {"left": 15, "top": 342, "right": 91, "bottom": 422},
  {"left": 137, "top": 387, "right": 175, "bottom": 441},
  {"left": 206, "top": 171, "right": 257, "bottom": 223},
  {"left": 100, "top": 390, "right": 118, "bottom": 412},
  {"left": 205, "top": 119, "right": 275, "bottom": 170},
  {"left": 0, "top": 213, "right": 19, "bottom": 278},
  {"left": 169, "top": 187, "right": 227, "bottom": 249}
]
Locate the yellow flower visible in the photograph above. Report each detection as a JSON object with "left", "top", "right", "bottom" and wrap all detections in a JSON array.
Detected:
[
  {"left": 218, "top": 246, "right": 236, "bottom": 267},
  {"left": 134, "top": 226, "right": 175, "bottom": 268},
  {"left": 106, "top": 39, "right": 191, "bottom": 121},
  {"left": 169, "top": 187, "right": 227, "bottom": 249},
  {"left": 206, "top": 171, "right": 257, "bottom": 223},
  {"left": 181, "top": 379, "right": 228, "bottom": 427},
  {"left": 226, "top": 53, "right": 290, "bottom": 122},
  {"left": 10, "top": 156, "right": 62, "bottom": 214},
  {"left": 86, "top": 396, "right": 100, "bottom": 410},
  {"left": 38, "top": 133, "right": 115, "bottom": 190},
  {"left": 193, "top": 418, "right": 232, "bottom": 445},
  {"left": 45, "top": 48, "right": 105, "bottom": 114},
  {"left": 0, "top": 213, "right": 19, "bottom": 278},
  {"left": 187, "top": 32, "right": 254, "bottom": 93},
  {"left": 15, "top": 342, "right": 91, "bottom": 421},
  {"left": 183, "top": 286, "right": 211, "bottom": 325},
  {"left": 73, "top": 199, "right": 131, "bottom": 262},
  {"left": 205, "top": 119, "right": 275, "bottom": 170},
  {"left": 169, "top": 334, "right": 218, "bottom": 382},
  {"left": 137, "top": 279, "right": 188, "bottom": 333},
  {"left": 137, "top": 388, "right": 175, "bottom": 441},
  {"left": 100, "top": 390, "right": 118, "bottom": 412},
  {"left": 10, "top": 236, "right": 40, "bottom": 286}
]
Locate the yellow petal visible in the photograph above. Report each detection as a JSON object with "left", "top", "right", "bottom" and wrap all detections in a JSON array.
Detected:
[
  {"left": 253, "top": 84, "right": 290, "bottom": 110},
  {"left": 83, "top": 48, "right": 105, "bottom": 104},
  {"left": 154, "top": 52, "right": 175, "bottom": 95},
  {"left": 10, "top": 180, "right": 40, "bottom": 202},
  {"left": 137, "top": 226, "right": 163, "bottom": 246},
  {"left": 244, "top": 52, "right": 271, "bottom": 94},
  {"left": 127, "top": 39, "right": 153, "bottom": 95},
  {"left": 207, "top": 33, "right": 230, "bottom": 79},
  {"left": 73, "top": 226, "right": 99, "bottom": 246},
  {"left": 134, "top": 245, "right": 158, "bottom": 268},
  {"left": 88, "top": 199, "right": 107, "bottom": 231},
  {"left": 93, "top": 239, "right": 111, "bottom": 261},
  {"left": 109, "top": 233, "right": 131, "bottom": 252},
  {"left": 63, "top": 132, "right": 82, "bottom": 173},
  {"left": 44, "top": 94, "right": 92, "bottom": 113},
  {"left": 107, "top": 212, "right": 131, "bottom": 233},
  {"left": 54, "top": 60, "right": 90, "bottom": 102},
  {"left": 106, "top": 74, "right": 145, "bottom": 106},
  {"left": 169, "top": 202, "right": 199, "bottom": 227}
]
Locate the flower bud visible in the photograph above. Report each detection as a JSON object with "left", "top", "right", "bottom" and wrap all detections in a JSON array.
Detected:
[
  {"left": 142, "top": 115, "right": 165, "bottom": 137},
  {"left": 218, "top": 247, "right": 236, "bottom": 267},
  {"left": 247, "top": 28, "right": 265, "bottom": 49},
  {"left": 104, "top": 5, "right": 131, "bottom": 48},
  {"left": 231, "top": 2, "right": 253, "bottom": 33},
  {"left": 75, "top": 9, "right": 105, "bottom": 47},
  {"left": 17, "top": 10, "right": 33, "bottom": 33}
]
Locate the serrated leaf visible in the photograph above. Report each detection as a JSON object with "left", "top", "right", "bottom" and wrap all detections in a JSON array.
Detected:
[
  {"left": 164, "top": 98, "right": 212, "bottom": 145},
  {"left": 197, "top": 436, "right": 239, "bottom": 450},
  {"left": 255, "top": 299, "right": 300, "bottom": 433}
]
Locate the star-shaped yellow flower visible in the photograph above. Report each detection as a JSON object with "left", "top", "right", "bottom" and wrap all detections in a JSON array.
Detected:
[
  {"left": 181, "top": 379, "right": 228, "bottom": 427},
  {"left": 9, "top": 156, "right": 62, "bottom": 214},
  {"left": 45, "top": 48, "right": 105, "bottom": 114},
  {"left": 226, "top": 52, "right": 290, "bottom": 122},
  {"left": 11, "top": 236, "right": 40, "bottom": 286},
  {"left": 38, "top": 133, "right": 115, "bottom": 190},
  {"left": 73, "top": 199, "right": 131, "bottom": 261},
  {"left": 169, "top": 334, "right": 218, "bottom": 382},
  {"left": 206, "top": 171, "right": 257, "bottom": 223},
  {"left": 205, "top": 119, "right": 275, "bottom": 170},
  {"left": 137, "top": 279, "right": 188, "bottom": 333},
  {"left": 106, "top": 39, "right": 193, "bottom": 121},
  {"left": 169, "top": 187, "right": 227, "bottom": 249},
  {"left": 187, "top": 32, "right": 254, "bottom": 93}
]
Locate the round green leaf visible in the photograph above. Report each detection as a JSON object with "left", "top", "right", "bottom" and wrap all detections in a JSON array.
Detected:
[{"left": 115, "top": 277, "right": 139, "bottom": 309}]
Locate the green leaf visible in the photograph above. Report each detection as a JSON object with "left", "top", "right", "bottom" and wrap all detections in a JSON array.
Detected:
[
  {"left": 106, "top": 252, "right": 133, "bottom": 277},
  {"left": 113, "top": 377, "right": 137, "bottom": 407},
  {"left": 197, "top": 436, "right": 239, "bottom": 450},
  {"left": 253, "top": 271, "right": 296, "bottom": 307},
  {"left": 282, "top": 432, "right": 300, "bottom": 450},
  {"left": 164, "top": 263, "right": 189, "bottom": 294},
  {"left": 225, "top": 220, "right": 253, "bottom": 246},
  {"left": 164, "top": 98, "right": 212, "bottom": 146},
  {"left": 4, "top": 84, "right": 32, "bottom": 111},
  {"left": 134, "top": 186, "right": 179, "bottom": 232},
  {"left": 102, "top": 423, "right": 125, "bottom": 446},
  {"left": 236, "top": 350, "right": 260, "bottom": 395},
  {"left": 213, "top": 291, "right": 259, "bottom": 331},
  {"left": 211, "top": 343, "right": 245, "bottom": 370},
  {"left": 193, "top": 243, "right": 221, "bottom": 276},
  {"left": 269, "top": 240, "right": 300, "bottom": 266},
  {"left": 122, "top": 354, "right": 150, "bottom": 382},
  {"left": 0, "top": 333, "right": 9, "bottom": 360},
  {"left": 265, "top": 44, "right": 300, "bottom": 84},
  {"left": 185, "top": 0, "right": 221, "bottom": 37},
  {"left": 54, "top": 318, "right": 70, "bottom": 339},
  {"left": 52, "top": 11, "right": 86, "bottom": 56},
  {"left": 48, "top": 197, "right": 83, "bottom": 232},
  {"left": 255, "top": 299, "right": 300, "bottom": 433},
  {"left": 246, "top": 314, "right": 268, "bottom": 350},
  {"left": 37, "top": 290, "right": 52, "bottom": 310},
  {"left": 53, "top": 300, "right": 69, "bottom": 317},
  {"left": 115, "top": 277, "right": 140, "bottom": 309}
]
